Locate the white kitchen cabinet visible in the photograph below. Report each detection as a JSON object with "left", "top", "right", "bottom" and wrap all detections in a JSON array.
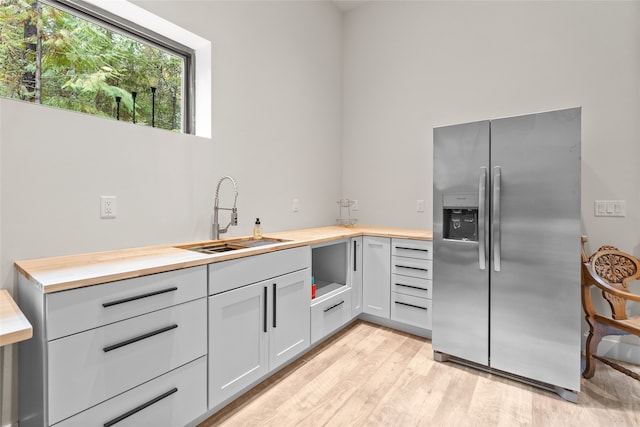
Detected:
[
  {"left": 208, "top": 248, "right": 311, "bottom": 409},
  {"left": 46, "top": 267, "right": 205, "bottom": 340},
  {"left": 391, "top": 238, "right": 432, "bottom": 329},
  {"left": 48, "top": 299, "right": 206, "bottom": 425},
  {"left": 391, "top": 292, "right": 433, "bottom": 329},
  {"left": 209, "top": 280, "right": 268, "bottom": 408},
  {"left": 208, "top": 246, "right": 309, "bottom": 295},
  {"left": 18, "top": 266, "right": 207, "bottom": 427},
  {"left": 310, "top": 287, "right": 352, "bottom": 344},
  {"left": 309, "top": 238, "right": 356, "bottom": 344},
  {"left": 362, "top": 236, "right": 391, "bottom": 318},
  {"left": 54, "top": 356, "right": 207, "bottom": 427},
  {"left": 350, "top": 237, "right": 363, "bottom": 316},
  {"left": 269, "top": 269, "right": 311, "bottom": 369}
]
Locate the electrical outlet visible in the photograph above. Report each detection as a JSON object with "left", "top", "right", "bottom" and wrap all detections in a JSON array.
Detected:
[
  {"left": 293, "top": 198, "right": 300, "bottom": 212},
  {"left": 416, "top": 199, "right": 425, "bottom": 213},
  {"left": 100, "top": 196, "right": 117, "bottom": 218},
  {"left": 352, "top": 200, "right": 359, "bottom": 211}
]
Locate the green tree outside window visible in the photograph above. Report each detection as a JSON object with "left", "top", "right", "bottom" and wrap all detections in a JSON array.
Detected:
[{"left": 0, "top": 0, "right": 185, "bottom": 132}]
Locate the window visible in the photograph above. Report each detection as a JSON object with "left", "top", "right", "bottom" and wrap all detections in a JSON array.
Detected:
[{"left": 0, "top": 0, "right": 195, "bottom": 133}]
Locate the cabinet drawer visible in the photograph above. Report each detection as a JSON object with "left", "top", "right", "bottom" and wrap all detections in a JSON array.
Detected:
[
  {"left": 54, "top": 356, "right": 207, "bottom": 427},
  {"left": 391, "top": 292, "right": 432, "bottom": 330},
  {"left": 47, "top": 298, "right": 207, "bottom": 425},
  {"left": 209, "top": 246, "right": 310, "bottom": 295},
  {"left": 392, "top": 257, "right": 432, "bottom": 280},
  {"left": 47, "top": 266, "right": 207, "bottom": 340},
  {"left": 392, "top": 274, "right": 432, "bottom": 300},
  {"left": 391, "top": 239, "right": 432, "bottom": 260},
  {"left": 310, "top": 287, "right": 352, "bottom": 344}
]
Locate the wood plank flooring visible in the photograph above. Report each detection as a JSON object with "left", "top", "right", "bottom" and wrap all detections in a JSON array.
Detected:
[{"left": 199, "top": 321, "right": 640, "bottom": 427}]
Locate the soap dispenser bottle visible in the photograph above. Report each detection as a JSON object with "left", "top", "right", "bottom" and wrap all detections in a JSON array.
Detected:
[{"left": 253, "top": 218, "right": 263, "bottom": 240}]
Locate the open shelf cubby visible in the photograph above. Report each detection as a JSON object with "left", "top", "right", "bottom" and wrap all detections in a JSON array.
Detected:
[{"left": 311, "top": 239, "right": 348, "bottom": 303}]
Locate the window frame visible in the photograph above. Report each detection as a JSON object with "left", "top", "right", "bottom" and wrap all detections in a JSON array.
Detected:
[{"left": 41, "top": 0, "right": 197, "bottom": 134}]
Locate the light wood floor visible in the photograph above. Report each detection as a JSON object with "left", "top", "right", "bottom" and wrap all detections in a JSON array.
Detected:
[{"left": 199, "top": 321, "right": 640, "bottom": 427}]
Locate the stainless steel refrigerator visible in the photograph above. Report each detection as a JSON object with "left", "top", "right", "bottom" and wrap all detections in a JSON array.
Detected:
[{"left": 432, "top": 108, "right": 581, "bottom": 402}]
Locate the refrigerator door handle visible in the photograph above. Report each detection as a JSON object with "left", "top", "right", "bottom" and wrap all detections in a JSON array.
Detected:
[
  {"left": 493, "top": 166, "right": 502, "bottom": 271},
  {"left": 478, "top": 167, "right": 487, "bottom": 270}
]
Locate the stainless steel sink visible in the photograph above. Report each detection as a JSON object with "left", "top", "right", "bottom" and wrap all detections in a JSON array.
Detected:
[
  {"left": 185, "top": 243, "right": 244, "bottom": 254},
  {"left": 179, "top": 237, "right": 290, "bottom": 254},
  {"left": 237, "top": 238, "right": 289, "bottom": 248}
]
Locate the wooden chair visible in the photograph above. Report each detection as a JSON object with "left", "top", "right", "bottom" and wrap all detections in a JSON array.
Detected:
[{"left": 581, "top": 238, "right": 640, "bottom": 380}]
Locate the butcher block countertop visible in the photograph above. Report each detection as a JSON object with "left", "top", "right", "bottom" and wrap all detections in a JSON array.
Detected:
[
  {"left": 15, "top": 225, "right": 432, "bottom": 294},
  {"left": 0, "top": 290, "right": 33, "bottom": 346}
]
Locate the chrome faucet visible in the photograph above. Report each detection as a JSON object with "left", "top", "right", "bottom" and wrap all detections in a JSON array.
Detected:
[{"left": 212, "top": 175, "right": 239, "bottom": 240}]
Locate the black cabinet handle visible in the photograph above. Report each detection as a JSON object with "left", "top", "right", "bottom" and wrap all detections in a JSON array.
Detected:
[
  {"left": 272, "top": 283, "right": 277, "bottom": 328},
  {"left": 395, "top": 265, "right": 429, "bottom": 273},
  {"left": 396, "top": 246, "right": 430, "bottom": 253},
  {"left": 395, "top": 283, "right": 427, "bottom": 291},
  {"left": 102, "top": 287, "right": 178, "bottom": 308},
  {"left": 103, "top": 387, "right": 178, "bottom": 427},
  {"left": 394, "top": 301, "right": 428, "bottom": 311},
  {"left": 103, "top": 324, "right": 178, "bottom": 353},
  {"left": 353, "top": 240, "right": 357, "bottom": 272},
  {"left": 263, "top": 286, "right": 268, "bottom": 333},
  {"left": 323, "top": 300, "right": 345, "bottom": 313}
]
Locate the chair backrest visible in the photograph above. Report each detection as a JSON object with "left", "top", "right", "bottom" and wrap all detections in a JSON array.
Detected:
[
  {"left": 581, "top": 236, "right": 589, "bottom": 263},
  {"left": 588, "top": 246, "right": 640, "bottom": 320}
]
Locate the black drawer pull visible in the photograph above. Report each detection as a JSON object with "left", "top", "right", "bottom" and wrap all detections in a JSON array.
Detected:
[
  {"left": 353, "top": 240, "right": 357, "bottom": 271},
  {"left": 103, "top": 387, "right": 178, "bottom": 427},
  {"left": 323, "top": 300, "right": 345, "bottom": 313},
  {"left": 103, "top": 324, "right": 178, "bottom": 353},
  {"left": 395, "top": 301, "right": 429, "bottom": 311},
  {"left": 395, "top": 283, "right": 429, "bottom": 292},
  {"left": 396, "top": 246, "right": 430, "bottom": 252},
  {"left": 272, "top": 283, "right": 277, "bottom": 328},
  {"left": 263, "top": 286, "right": 268, "bottom": 333},
  {"left": 102, "top": 287, "right": 178, "bottom": 308},
  {"left": 395, "top": 265, "right": 429, "bottom": 272}
]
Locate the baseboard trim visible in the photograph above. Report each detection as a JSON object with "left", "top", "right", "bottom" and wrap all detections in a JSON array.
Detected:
[
  {"left": 357, "top": 313, "right": 432, "bottom": 339},
  {"left": 583, "top": 334, "right": 640, "bottom": 365}
]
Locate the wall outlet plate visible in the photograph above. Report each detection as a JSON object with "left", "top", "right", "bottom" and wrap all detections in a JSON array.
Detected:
[{"left": 100, "top": 196, "right": 117, "bottom": 218}]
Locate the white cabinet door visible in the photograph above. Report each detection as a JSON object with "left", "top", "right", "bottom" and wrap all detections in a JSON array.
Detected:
[
  {"left": 350, "top": 237, "right": 363, "bottom": 316},
  {"left": 269, "top": 269, "right": 310, "bottom": 370},
  {"left": 362, "top": 236, "right": 391, "bottom": 318},
  {"left": 209, "top": 282, "right": 269, "bottom": 409},
  {"left": 209, "top": 268, "right": 310, "bottom": 409}
]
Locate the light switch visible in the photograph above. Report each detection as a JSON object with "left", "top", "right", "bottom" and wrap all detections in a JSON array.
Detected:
[{"left": 594, "top": 200, "right": 625, "bottom": 217}]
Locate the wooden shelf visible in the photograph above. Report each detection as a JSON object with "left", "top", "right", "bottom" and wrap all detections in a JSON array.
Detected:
[{"left": 0, "top": 289, "right": 32, "bottom": 347}]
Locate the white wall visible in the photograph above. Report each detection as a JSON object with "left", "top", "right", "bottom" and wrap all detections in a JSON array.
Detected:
[
  {"left": 343, "top": 0, "right": 640, "bottom": 257},
  {"left": 0, "top": 1, "right": 342, "bottom": 424}
]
